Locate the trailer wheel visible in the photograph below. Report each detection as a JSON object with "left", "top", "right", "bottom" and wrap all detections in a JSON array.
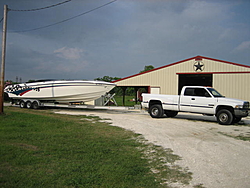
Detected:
[
  {"left": 32, "top": 101, "right": 40, "bottom": 109},
  {"left": 165, "top": 110, "right": 178, "bottom": 117},
  {"left": 149, "top": 104, "right": 164, "bottom": 118},
  {"left": 20, "top": 100, "right": 26, "bottom": 108},
  {"left": 26, "top": 101, "right": 32, "bottom": 109},
  {"left": 216, "top": 109, "right": 233, "bottom": 125}
]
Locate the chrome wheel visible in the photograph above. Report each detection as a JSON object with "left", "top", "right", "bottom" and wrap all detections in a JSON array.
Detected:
[
  {"left": 152, "top": 107, "right": 159, "bottom": 116},
  {"left": 26, "top": 101, "right": 32, "bottom": 109},
  {"left": 20, "top": 100, "right": 26, "bottom": 108},
  {"left": 219, "top": 113, "right": 228, "bottom": 122}
]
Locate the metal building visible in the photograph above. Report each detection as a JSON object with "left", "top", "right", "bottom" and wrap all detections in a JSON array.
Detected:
[{"left": 113, "top": 56, "right": 250, "bottom": 102}]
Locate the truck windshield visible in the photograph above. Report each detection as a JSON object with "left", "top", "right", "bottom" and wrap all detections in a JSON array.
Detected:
[{"left": 207, "top": 88, "right": 224, "bottom": 97}]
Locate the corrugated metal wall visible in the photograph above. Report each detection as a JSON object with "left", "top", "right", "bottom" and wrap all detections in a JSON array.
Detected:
[
  {"left": 214, "top": 73, "right": 250, "bottom": 101},
  {"left": 115, "top": 56, "right": 250, "bottom": 102}
]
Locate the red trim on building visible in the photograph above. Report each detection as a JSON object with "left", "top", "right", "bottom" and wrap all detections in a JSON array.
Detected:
[
  {"left": 148, "top": 86, "right": 151, "bottom": 94},
  {"left": 112, "top": 55, "right": 250, "bottom": 83},
  {"left": 196, "top": 56, "right": 250, "bottom": 68},
  {"left": 195, "top": 57, "right": 203, "bottom": 61},
  {"left": 176, "top": 71, "right": 250, "bottom": 75}
]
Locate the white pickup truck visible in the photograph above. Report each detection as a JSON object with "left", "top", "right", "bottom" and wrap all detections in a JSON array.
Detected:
[{"left": 141, "top": 86, "right": 249, "bottom": 125}]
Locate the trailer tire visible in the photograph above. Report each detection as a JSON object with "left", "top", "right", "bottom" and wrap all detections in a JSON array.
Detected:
[
  {"left": 20, "top": 100, "right": 26, "bottom": 108},
  {"left": 26, "top": 101, "right": 32, "bottom": 109},
  {"left": 216, "top": 109, "right": 233, "bottom": 125},
  {"left": 32, "top": 101, "right": 40, "bottom": 109},
  {"left": 149, "top": 104, "right": 164, "bottom": 118}
]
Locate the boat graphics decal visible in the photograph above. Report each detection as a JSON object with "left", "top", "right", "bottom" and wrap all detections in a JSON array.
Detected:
[{"left": 4, "top": 84, "right": 41, "bottom": 96}]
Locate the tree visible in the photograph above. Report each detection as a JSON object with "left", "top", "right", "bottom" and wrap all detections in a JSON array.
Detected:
[
  {"left": 95, "top": 76, "right": 122, "bottom": 95},
  {"left": 95, "top": 76, "right": 121, "bottom": 82},
  {"left": 139, "top": 65, "right": 154, "bottom": 73},
  {"left": 95, "top": 64, "right": 154, "bottom": 97}
]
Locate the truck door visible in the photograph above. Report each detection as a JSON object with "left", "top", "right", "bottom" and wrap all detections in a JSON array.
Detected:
[
  {"left": 179, "top": 88, "right": 193, "bottom": 112},
  {"left": 180, "top": 88, "right": 216, "bottom": 114},
  {"left": 189, "top": 88, "right": 216, "bottom": 114}
]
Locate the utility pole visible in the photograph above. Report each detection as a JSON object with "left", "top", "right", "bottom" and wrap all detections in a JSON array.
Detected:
[{"left": 0, "top": 5, "right": 8, "bottom": 114}]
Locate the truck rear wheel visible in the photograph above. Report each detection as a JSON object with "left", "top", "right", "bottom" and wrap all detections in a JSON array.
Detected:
[
  {"left": 216, "top": 109, "right": 233, "bottom": 125},
  {"left": 165, "top": 110, "right": 178, "bottom": 117},
  {"left": 149, "top": 104, "right": 164, "bottom": 118}
]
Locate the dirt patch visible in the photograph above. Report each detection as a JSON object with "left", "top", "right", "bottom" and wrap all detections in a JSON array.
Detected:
[
  {"left": 11, "top": 143, "right": 39, "bottom": 151},
  {"left": 55, "top": 109, "right": 250, "bottom": 188}
]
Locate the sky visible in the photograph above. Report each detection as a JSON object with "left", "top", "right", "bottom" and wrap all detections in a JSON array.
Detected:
[{"left": 0, "top": 0, "right": 249, "bottom": 82}]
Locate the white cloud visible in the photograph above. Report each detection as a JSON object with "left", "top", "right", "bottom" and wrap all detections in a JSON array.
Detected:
[
  {"left": 56, "top": 60, "right": 89, "bottom": 73},
  {"left": 235, "top": 41, "right": 250, "bottom": 51},
  {"left": 54, "top": 47, "right": 84, "bottom": 60}
]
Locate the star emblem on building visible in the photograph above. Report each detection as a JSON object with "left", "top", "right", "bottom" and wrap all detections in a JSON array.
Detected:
[{"left": 194, "top": 61, "right": 204, "bottom": 71}]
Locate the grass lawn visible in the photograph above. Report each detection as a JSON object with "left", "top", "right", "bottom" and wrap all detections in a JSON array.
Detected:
[
  {"left": 0, "top": 107, "right": 192, "bottom": 187},
  {"left": 114, "top": 95, "right": 138, "bottom": 107}
]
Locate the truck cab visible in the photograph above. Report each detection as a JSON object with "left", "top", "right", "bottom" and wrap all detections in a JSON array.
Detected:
[
  {"left": 141, "top": 86, "right": 249, "bottom": 125},
  {"left": 179, "top": 86, "right": 221, "bottom": 114}
]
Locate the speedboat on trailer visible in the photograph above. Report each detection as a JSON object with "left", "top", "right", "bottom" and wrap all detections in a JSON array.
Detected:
[{"left": 4, "top": 80, "right": 116, "bottom": 104}]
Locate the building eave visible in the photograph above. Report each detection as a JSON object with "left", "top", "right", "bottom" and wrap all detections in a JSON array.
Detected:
[{"left": 112, "top": 55, "right": 250, "bottom": 83}]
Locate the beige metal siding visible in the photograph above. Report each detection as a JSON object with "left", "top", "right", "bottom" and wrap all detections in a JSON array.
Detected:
[
  {"left": 150, "top": 87, "right": 160, "bottom": 94},
  {"left": 202, "top": 59, "right": 248, "bottom": 72},
  {"left": 214, "top": 73, "right": 250, "bottom": 101},
  {"left": 115, "top": 56, "right": 250, "bottom": 101}
]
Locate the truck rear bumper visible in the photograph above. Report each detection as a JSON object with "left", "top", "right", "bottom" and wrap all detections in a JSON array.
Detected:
[
  {"left": 234, "top": 109, "right": 249, "bottom": 117},
  {"left": 141, "top": 102, "right": 149, "bottom": 109}
]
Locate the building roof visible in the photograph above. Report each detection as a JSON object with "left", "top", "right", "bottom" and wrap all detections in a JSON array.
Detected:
[{"left": 113, "top": 55, "right": 250, "bottom": 83}]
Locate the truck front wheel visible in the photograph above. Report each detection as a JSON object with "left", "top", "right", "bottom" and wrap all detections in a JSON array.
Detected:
[
  {"left": 149, "top": 104, "right": 164, "bottom": 118},
  {"left": 216, "top": 109, "right": 233, "bottom": 125},
  {"left": 233, "top": 117, "right": 242, "bottom": 124}
]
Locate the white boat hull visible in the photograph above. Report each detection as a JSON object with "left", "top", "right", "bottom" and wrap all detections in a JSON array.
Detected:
[{"left": 4, "top": 80, "right": 116, "bottom": 103}]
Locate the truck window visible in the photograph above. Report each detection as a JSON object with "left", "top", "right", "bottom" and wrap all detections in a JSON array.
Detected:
[
  {"left": 184, "top": 88, "right": 195, "bottom": 96},
  {"left": 207, "top": 88, "right": 224, "bottom": 97},
  {"left": 184, "top": 88, "right": 211, "bottom": 97},
  {"left": 194, "top": 88, "right": 210, "bottom": 97}
]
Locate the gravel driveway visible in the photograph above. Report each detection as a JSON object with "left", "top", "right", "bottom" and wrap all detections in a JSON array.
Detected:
[{"left": 55, "top": 108, "right": 250, "bottom": 188}]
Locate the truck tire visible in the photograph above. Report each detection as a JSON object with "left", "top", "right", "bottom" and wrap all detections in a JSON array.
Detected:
[
  {"left": 149, "top": 104, "right": 164, "bottom": 118},
  {"left": 165, "top": 110, "right": 178, "bottom": 117},
  {"left": 20, "top": 100, "right": 26, "bottom": 108},
  {"left": 216, "top": 109, "right": 233, "bottom": 125},
  {"left": 233, "top": 117, "right": 242, "bottom": 124}
]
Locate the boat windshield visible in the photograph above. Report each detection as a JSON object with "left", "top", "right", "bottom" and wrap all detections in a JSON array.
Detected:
[
  {"left": 26, "top": 79, "right": 59, "bottom": 83},
  {"left": 207, "top": 88, "right": 224, "bottom": 97}
]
